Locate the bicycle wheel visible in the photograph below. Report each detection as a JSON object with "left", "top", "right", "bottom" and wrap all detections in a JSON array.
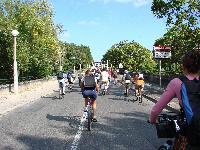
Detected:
[
  {"left": 138, "top": 88, "right": 142, "bottom": 103},
  {"left": 102, "top": 90, "right": 105, "bottom": 95},
  {"left": 125, "top": 87, "right": 128, "bottom": 96},
  {"left": 126, "top": 84, "right": 129, "bottom": 97},
  {"left": 158, "top": 145, "right": 168, "bottom": 150},
  {"left": 87, "top": 111, "right": 92, "bottom": 131}
]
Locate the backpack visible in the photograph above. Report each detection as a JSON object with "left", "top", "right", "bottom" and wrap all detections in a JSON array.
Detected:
[
  {"left": 57, "top": 72, "right": 64, "bottom": 79},
  {"left": 179, "top": 76, "right": 200, "bottom": 146},
  {"left": 125, "top": 73, "right": 131, "bottom": 80},
  {"left": 84, "top": 75, "right": 96, "bottom": 88}
]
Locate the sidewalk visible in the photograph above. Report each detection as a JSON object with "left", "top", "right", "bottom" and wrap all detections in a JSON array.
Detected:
[
  {"left": 144, "top": 83, "right": 180, "bottom": 111},
  {"left": 0, "top": 79, "right": 58, "bottom": 117}
]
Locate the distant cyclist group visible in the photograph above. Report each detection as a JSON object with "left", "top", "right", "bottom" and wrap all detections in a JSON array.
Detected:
[{"left": 56, "top": 49, "right": 200, "bottom": 149}]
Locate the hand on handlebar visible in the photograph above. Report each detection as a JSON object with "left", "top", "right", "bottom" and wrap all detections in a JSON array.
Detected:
[{"left": 147, "top": 119, "right": 157, "bottom": 124}]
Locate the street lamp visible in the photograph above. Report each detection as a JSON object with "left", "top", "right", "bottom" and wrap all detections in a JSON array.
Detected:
[
  {"left": 11, "top": 29, "right": 19, "bottom": 93},
  {"left": 72, "top": 56, "right": 75, "bottom": 73}
]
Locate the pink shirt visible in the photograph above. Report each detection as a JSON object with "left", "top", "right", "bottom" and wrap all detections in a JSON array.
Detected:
[{"left": 150, "top": 75, "right": 199, "bottom": 124}]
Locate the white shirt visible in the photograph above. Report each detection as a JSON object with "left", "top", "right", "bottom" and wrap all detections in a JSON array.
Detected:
[{"left": 101, "top": 71, "right": 109, "bottom": 82}]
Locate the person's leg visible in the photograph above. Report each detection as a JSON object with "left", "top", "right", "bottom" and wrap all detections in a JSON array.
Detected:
[
  {"left": 62, "top": 81, "right": 66, "bottom": 94},
  {"left": 85, "top": 98, "right": 88, "bottom": 107},
  {"left": 92, "top": 100, "right": 96, "bottom": 118},
  {"left": 91, "top": 91, "right": 97, "bottom": 122},
  {"left": 135, "top": 88, "right": 138, "bottom": 96}
]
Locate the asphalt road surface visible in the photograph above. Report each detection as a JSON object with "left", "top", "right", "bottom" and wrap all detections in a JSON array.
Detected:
[{"left": 0, "top": 81, "right": 168, "bottom": 150}]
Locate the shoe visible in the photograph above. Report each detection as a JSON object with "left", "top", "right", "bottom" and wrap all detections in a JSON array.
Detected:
[
  {"left": 92, "top": 118, "right": 97, "bottom": 122},
  {"left": 62, "top": 93, "right": 65, "bottom": 95}
]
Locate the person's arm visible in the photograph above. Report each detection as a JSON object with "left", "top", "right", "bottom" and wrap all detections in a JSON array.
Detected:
[
  {"left": 96, "top": 82, "right": 99, "bottom": 92},
  {"left": 149, "top": 79, "right": 177, "bottom": 124},
  {"left": 80, "top": 78, "right": 84, "bottom": 91}
]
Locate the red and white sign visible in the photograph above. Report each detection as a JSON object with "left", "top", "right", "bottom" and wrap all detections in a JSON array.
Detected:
[{"left": 153, "top": 45, "right": 171, "bottom": 59}]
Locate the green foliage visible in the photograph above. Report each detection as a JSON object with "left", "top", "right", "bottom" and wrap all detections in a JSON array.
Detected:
[
  {"left": 59, "top": 42, "right": 93, "bottom": 72},
  {"left": 0, "top": 0, "right": 60, "bottom": 79},
  {"left": 102, "top": 40, "right": 156, "bottom": 74},
  {"left": 152, "top": 0, "right": 200, "bottom": 76}
]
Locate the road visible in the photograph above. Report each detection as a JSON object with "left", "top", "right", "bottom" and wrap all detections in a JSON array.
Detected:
[{"left": 0, "top": 81, "right": 168, "bottom": 150}]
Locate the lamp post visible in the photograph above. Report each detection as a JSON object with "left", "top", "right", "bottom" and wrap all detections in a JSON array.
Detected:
[
  {"left": 59, "top": 50, "right": 63, "bottom": 71},
  {"left": 79, "top": 58, "right": 82, "bottom": 71},
  {"left": 72, "top": 56, "right": 75, "bottom": 73},
  {"left": 11, "top": 30, "right": 19, "bottom": 93}
]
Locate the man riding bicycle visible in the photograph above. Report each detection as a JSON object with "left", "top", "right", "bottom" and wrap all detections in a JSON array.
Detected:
[
  {"left": 123, "top": 70, "right": 131, "bottom": 96},
  {"left": 100, "top": 68, "right": 109, "bottom": 91},
  {"left": 80, "top": 69, "right": 99, "bottom": 122},
  {"left": 135, "top": 75, "right": 144, "bottom": 97},
  {"left": 57, "top": 71, "right": 67, "bottom": 95}
]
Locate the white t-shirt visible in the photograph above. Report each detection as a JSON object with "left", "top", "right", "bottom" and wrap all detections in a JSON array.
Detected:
[{"left": 101, "top": 71, "right": 109, "bottom": 82}]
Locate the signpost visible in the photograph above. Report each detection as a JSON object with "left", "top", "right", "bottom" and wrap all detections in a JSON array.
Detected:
[
  {"left": 153, "top": 45, "right": 171, "bottom": 87},
  {"left": 153, "top": 46, "right": 171, "bottom": 59}
]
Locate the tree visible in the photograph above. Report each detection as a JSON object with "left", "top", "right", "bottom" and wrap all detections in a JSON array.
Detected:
[
  {"left": 60, "top": 42, "right": 93, "bottom": 71},
  {"left": 151, "top": 0, "right": 200, "bottom": 75},
  {"left": 102, "top": 40, "right": 156, "bottom": 74},
  {"left": 152, "top": 0, "right": 199, "bottom": 53},
  {"left": 0, "top": 0, "right": 60, "bottom": 79}
]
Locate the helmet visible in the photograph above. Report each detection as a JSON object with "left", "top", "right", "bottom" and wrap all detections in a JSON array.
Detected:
[{"left": 124, "top": 70, "right": 128, "bottom": 73}]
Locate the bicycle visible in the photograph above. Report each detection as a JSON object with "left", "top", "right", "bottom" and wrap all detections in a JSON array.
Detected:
[
  {"left": 101, "top": 81, "right": 108, "bottom": 95},
  {"left": 148, "top": 112, "right": 187, "bottom": 150},
  {"left": 59, "top": 82, "right": 65, "bottom": 99},
  {"left": 124, "top": 80, "right": 131, "bottom": 97},
  {"left": 83, "top": 97, "right": 94, "bottom": 131}
]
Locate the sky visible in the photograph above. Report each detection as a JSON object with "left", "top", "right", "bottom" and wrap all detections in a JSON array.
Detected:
[{"left": 49, "top": 0, "right": 167, "bottom": 61}]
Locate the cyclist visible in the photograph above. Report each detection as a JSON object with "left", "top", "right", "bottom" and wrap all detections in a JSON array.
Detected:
[
  {"left": 135, "top": 75, "right": 145, "bottom": 98},
  {"left": 107, "top": 68, "right": 112, "bottom": 82},
  {"left": 67, "top": 71, "right": 74, "bottom": 90},
  {"left": 78, "top": 73, "right": 84, "bottom": 87},
  {"left": 112, "top": 70, "right": 118, "bottom": 85},
  {"left": 100, "top": 68, "right": 109, "bottom": 92},
  {"left": 123, "top": 70, "right": 131, "bottom": 96},
  {"left": 57, "top": 71, "right": 67, "bottom": 95},
  {"left": 149, "top": 50, "right": 200, "bottom": 149},
  {"left": 80, "top": 69, "right": 99, "bottom": 122}
]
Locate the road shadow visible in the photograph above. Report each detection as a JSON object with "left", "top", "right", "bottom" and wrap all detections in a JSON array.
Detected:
[
  {"left": 15, "top": 134, "right": 68, "bottom": 150},
  {"left": 78, "top": 111, "right": 166, "bottom": 150}
]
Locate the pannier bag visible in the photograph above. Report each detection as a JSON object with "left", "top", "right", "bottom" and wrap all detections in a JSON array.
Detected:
[
  {"left": 156, "top": 113, "right": 187, "bottom": 138},
  {"left": 156, "top": 114, "right": 176, "bottom": 138}
]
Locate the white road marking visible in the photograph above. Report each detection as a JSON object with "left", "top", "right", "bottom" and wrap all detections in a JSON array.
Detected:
[{"left": 70, "top": 115, "right": 86, "bottom": 150}]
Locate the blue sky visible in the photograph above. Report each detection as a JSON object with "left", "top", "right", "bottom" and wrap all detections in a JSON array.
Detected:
[{"left": 49, "top": 0, "right": 167, "bottom": 61}]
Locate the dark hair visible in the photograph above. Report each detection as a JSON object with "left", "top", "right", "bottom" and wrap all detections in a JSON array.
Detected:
[
  {"left": 85, "top": 69, "right": 90, "bottom": 75},
  {"left": 182, "top": 50, "right": 200, "bottom": 74}
]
